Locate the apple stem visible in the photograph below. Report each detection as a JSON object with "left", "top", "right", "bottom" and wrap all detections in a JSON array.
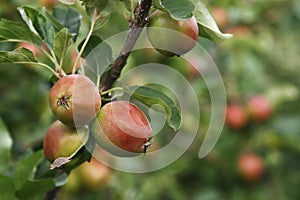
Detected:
[
  {"left": 99, "top": 0, "right": 153, "bottom": 92},
  {"left": 72, "top": 9, "right": 98, "bottom": 74}
]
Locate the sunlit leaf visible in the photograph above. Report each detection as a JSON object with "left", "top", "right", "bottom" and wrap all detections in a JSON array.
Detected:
[
  {"left": 127, "top": 85, "right": 182, "bottom": 131},
  {"left": 54, "top": 28, "right": 73, "bottom": 59},
  {"left": 0, "top": 19, "right": 42, "bottom": 45},
  {"left": 0, "top": 119, "right": 12, "bottom": 174},
  {"left": 0, "top": 176, "right": 15, "bottom": 199},
  {"left": 190, "top": 0, "right": 233, "bottom": 41}
]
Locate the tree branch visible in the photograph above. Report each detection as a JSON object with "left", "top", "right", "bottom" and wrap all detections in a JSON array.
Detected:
[{"left": 99, "top": 0, "right": 153, "bottom": 92}]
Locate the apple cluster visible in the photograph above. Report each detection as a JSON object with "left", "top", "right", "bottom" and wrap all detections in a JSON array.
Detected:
[
  {"left": 225, "top": 95, "right": 272, "bottom": 130},
  {"left": 43, "top": 74, "right": 154, "bottom": 169}
]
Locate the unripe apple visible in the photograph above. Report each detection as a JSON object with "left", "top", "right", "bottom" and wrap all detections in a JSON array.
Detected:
[
  {"left": 247, "top": 95, "right": 272, "bottom": 121},
  {"left": 225, "top": 104, "right": 247, "bottom": 129},
  {"left": 43, "top": 120, "right": 89, "bottom": 163},
  {"left": 237, "top": 153, "right": 264, "bottom": 182},
  {"left": 49, "top": 74, "right": 101, "bottom": 127},
  {"left": 92, "top": 101, "right": 153, "bottom": 156},
  {"left": 147, "top": 10, "right": 199, "bottom": 57},
  {"left": 77, "top": 157, "right": 111, "bottom": 190}
]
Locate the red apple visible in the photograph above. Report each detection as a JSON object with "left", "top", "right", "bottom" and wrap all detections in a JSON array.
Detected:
[
  {"left": 43, "top": 120, "right": 89, "bottom": 163},
  {"left": 147, "top": 10, "right": 199, "bottom": 57},
  {"left": 18, "top": 42, "right": 42, "bottom": 57},
  {"left": 41, "top": 0, "right": 58, "bottom": 9},
  {"left": 237, "top": 153, "right": 264, "bottom": 182},
  {"left": 247, "top": 95, "right": 272, "bottom": 121},
  {"left": 225, "top": 104, "right": 247, "bottom": 129},
  {"left": 92, "top": 101, "right": 153, "bottom": 156},
  {"left": 49, "top": 74, "right": 101, "bottom": 127},
  {"left": 211, "top": 7, "right": 229, "bottom": 28}
]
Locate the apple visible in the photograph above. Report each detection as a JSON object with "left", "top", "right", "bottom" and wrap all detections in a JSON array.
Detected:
[
  {"left": 77, "top": 157, "right": 111, "bottom": 190},
  {"left": 211, "top": 7, "right": 229, "bottom": 28},
  {"left": 43, "top": 120, "right": 89, "bottom": 163},
  {"left": 92, "top": 101, "right": 153, "bottom": 156},
  {"left": 18, "top": 42, "right": 42, "bottom": 57},
  {"left": 147, "top": 10, "right": 199, "bottom": 57},
  {"left": 247, "top": 95, "right": 272, "bottom": 121},
  {"left": 225, "top": 104, "right": 247, "bottom": 129},
  {"left": 49, "top": 74, "right": 101, "bottom": 127},
  {"left": 237, "top": 153, "right": 264, "bottom": 182},
  {"left": 41, "top": 0, "right": 58, "bottom": 9}
]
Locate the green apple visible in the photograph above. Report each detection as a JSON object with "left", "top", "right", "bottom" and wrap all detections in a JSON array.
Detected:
[{"left": 147, "top": 10, "right": 199, "bottom": 57}]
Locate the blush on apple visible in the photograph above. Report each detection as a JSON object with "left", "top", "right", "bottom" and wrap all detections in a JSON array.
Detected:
[
  {"left": 147, "top": 10, "right": 199, "bottom": 57},
  {"left": 49, "top": 74, "right": 101, "bottom": 127},
  {"left": 92, "top": 101, "right": 153, "bottom": 156}
]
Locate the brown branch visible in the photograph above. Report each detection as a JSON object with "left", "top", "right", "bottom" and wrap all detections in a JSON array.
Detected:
[{"left": 99, "top": 0, "right": 153, "bottom": 92}]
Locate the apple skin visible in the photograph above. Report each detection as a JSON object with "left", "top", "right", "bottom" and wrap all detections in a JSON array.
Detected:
[
  {"left": 43, "top": 120, "right": 89, "bottom": 163},
  {"left": 41, "top": 0, "right": 58, "bottom": 9},
  {"left": 237, "top": 153, "right": 264, "bottom": 182},
  {"left": 49, "top": 74, "right": 101, "bottom": 127},
  {"left": 247, "top": 95, "right": 272, "bottom": 121},
  {"left": 147, "top": 10, "right": 199, "bottom": 57},
  {"left": 78, "top": 157, "right": 111, "bottom": 190},
  {"left": 18, "top": 42, "right": 42, "bottom": 57},
  {"left": 92, "top": 101, "right": 153, "bottom": 155},
  {"left": 225, "top": 104, "right": 247, "bottom": 129}
]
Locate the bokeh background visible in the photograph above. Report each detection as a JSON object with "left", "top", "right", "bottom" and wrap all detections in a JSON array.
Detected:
[{"left": 0, "top": 0, "right": 299, "bottom": 199}]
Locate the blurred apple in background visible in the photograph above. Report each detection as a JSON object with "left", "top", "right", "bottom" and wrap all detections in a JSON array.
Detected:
[{"left": 237, "top": 153, "right": 264, "bottom": 182}]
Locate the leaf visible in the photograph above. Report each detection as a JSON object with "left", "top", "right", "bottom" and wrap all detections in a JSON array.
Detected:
[
  {"left": 0, "top": 119, "right": 13, "bottom": 174},
  {"left": 0, "top": 19, "right": 42, "bottom": 45},
  {"left": 16, "top": 178, "right": 56, "bottom": 200},
  {"left": 190, "top": 0, "right": 233, "bottom": 41},
  {"left": 14, "top": 150, "right": 44, "bottom": 190},
  {"left": 127, "top": 85, "right": 182, "bottom": 131},
  {"left": 53, "top": 6, "right": 82, "bottom": 41},
  {"left": 0, "top": 48, "right": 38, "bottom": 64},
  {"left": 18, "top": 6, "right": 56, "bottom": 48},
  {"left": 0, "top": 176, "right": 15, "bottom": 199},
  {"left": 54, "top": 28, "right": 73, "bottom": 59},
  {"left": 154, "top": 0, "right": 195, "bottom": 20}
]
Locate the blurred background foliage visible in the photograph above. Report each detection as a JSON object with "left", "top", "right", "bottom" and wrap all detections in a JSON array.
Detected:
[{"left": 0, "top": 0, "right": 300, "bottom": 199}]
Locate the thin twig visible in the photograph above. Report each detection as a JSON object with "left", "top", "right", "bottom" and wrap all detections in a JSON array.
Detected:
[{"left": 99, "top": 0, "right": 152, "bottom": 92}]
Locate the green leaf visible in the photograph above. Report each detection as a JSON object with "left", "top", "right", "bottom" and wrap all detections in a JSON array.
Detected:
[
  {"left": 53, "top": 6, "right": 82, "bottom": 41},
  {"left": 127, "top": 85, "right": 182, "bottom": 131},
  {"left": 190, "top": 0, "right": 233, "bottom": 41},
  {"left": 18, "top": 6, "right": 56, "bottom": 48},
  {"left": 154, "top": 0, "right": 195, "bottom": 20},
  {"left": 0, "top": 19, "right": 42, "bottom": 45},
  {"left": 16, "top": 178, "right": 56, "bottom": 200},
  {"left": 54, "top": 28, "right": 72, "bottom": 59},
  {"left": 0, "top": 119, "right": 12, "bottom": 174},
  {"left": 0, "top": 175, "right": 15, "bottom": 199},
  {"left": 0, "top": 47, "right": 38, "bottom": 64},
  {"left": 14, "top": 150, "right": 44, "bottom": 190}
]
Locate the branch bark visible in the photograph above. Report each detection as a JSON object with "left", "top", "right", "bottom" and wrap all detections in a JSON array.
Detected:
[{"left": 99, "top": 0, "right": 153, "bottom": 92}]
